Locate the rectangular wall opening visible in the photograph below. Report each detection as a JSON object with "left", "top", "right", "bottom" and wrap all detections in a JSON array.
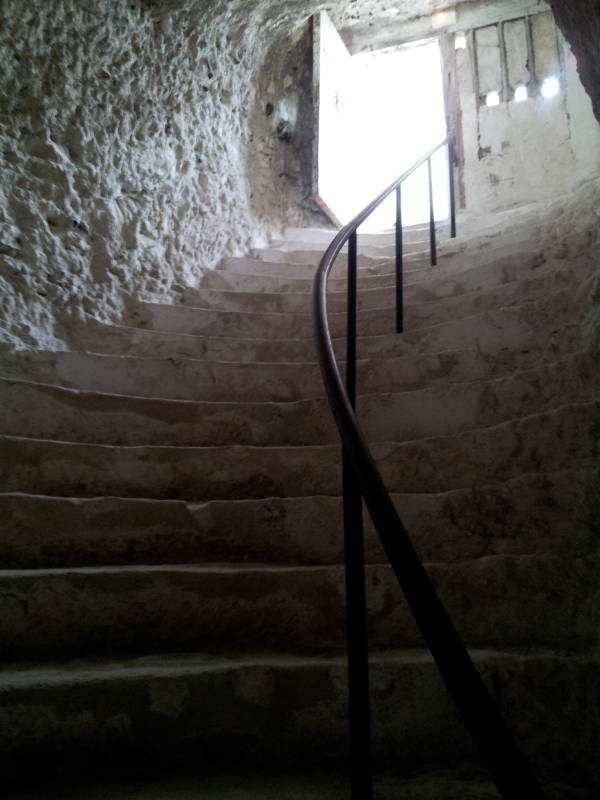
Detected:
[{"left": 314, "top": 16, "right": 449, "bottom": 231}]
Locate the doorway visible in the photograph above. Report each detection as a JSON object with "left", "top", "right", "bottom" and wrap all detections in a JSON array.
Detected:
[{"left": 313, "top": 13, "right": 449, "bottom": 231}]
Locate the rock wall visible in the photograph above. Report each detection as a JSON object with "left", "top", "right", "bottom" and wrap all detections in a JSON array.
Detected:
[
  {"left": 549, "top": 0, "right": 600, "bottom": 124},
  {"left": 1, "top": 0, "right": 599, "bottom": 350},
  {"left": 0, "top": 1, "right": 264, "bottom": 348},
  {"left": 247, "top": 20, "right": 329, "bottom": 235},
  {"left": 0, "top": 0, "right": 334, "bottom": 350}
]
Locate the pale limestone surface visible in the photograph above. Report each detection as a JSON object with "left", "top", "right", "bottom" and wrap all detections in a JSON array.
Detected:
[
  {"left": 456, "top": 11, "right": 600, "bottom": 213},
  {"left": 0, "top": 178, "right": 599, "bottom": 794},
  {"left": 1, "top": 18, "right": 600, "bottom": 786},
  {"left": 2, "top": 0, "right": 599, "bottom": 353},
  {"left": 0, "top": 0, "right": 460, "bottom": 350},
  {"left": 0, "top": 0, "right": 327, "bottom": 350}
]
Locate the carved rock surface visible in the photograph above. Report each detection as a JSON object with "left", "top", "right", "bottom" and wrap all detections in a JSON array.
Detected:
[
  {"left": 1, "top": 182, "right": 599, "bottom": 793},
  {"left": 550, "top": 0, "right": 600, "bottom": 122}
]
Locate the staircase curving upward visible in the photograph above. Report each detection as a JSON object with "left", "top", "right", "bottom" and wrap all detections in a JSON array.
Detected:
[{"left": 0, "top": 204, "right": 598, "bottom": 798}]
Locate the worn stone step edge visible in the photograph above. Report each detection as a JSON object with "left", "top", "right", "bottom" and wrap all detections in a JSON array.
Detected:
[
  {"left": 200, "top": 242, "right": 540, "bottom": 291},
  {"left": 1, "top": 400, "right": 596, "bottom": 500},
  {"left": 1, "top": 314, "right": 590, "bottom": 404},
  {"left": 1, "top": 767, "right": 514, "bottom": 800},
  {"left": 0, "top": 553, "right": 596, "bottom": 658},
  {"left": 25, "top": 272, "right": 595, "bottom": 368},
  {"left": 221, "top": 235, "right": 540, "bottom": 280},
  {"left": 142, "top": 255, "right": 594, "bottom": 339},
  {"left": 126, "top": 279, "right": 596, "bottom": 348},
  {"left": 175, "top": 253, "right": 590, "bottom": 316},
  {"left": 1, "top": 466, "right": 594, "bottom": 568},
  {"left": 0, "top": 647, "right": 597, "bottom": 789},
  {"left": 2, "top": 349, "right": 596, "bottom": 446}
]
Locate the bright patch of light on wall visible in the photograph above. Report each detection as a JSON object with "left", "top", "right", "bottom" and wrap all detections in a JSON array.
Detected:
[
  {"left": 432, "top": 9, "right": 456, "bottom": 29},
  {"left": 454, "top": 33, "right": 467, "bottom": 50},
  {"left": 541, "top": 76, "right": 560, "bottom": 98},
  {"left": 514, "top": 85, "right": 528, "bottom": 103},
  {"left": 486, "top": 90, "right": 500, "bottom": 107}
]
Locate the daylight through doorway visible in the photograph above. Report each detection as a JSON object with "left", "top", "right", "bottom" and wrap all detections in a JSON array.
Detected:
[
  {"left": 349, "top": 39, "right": 449, "bottom": 231},
  {"left": 314, "top": 21, "right": 449, "bottom": 232}
]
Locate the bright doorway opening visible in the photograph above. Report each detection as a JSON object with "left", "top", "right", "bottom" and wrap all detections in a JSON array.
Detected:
[{"left": 313, "top": 14, "right": 449, "bottom": 232}]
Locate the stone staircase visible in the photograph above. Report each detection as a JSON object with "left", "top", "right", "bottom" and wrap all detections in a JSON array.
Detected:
[{"left": 0, "top": 210, "right": 598, "bottom": 798}]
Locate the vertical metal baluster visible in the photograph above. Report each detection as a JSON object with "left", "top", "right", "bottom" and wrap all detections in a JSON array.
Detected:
[
  {"left": 395, "top": 184, "right": 404, "bottom": 334},
  {"left": 428, "top": 157, "right": 437, "bottom": 266},
  {"left": 448, "top": 138, "right": 457, "bottom": 239},
  {"left": 343, "top": 230, "right": 373, "bottom": 800}
]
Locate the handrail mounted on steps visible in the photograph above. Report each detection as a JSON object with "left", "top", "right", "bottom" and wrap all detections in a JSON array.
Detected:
[{"left": 313, "top": 137, "right": 547, "bottom": 799}]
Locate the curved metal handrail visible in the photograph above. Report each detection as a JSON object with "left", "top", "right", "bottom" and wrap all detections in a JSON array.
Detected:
[{"left": 313, "top": 139, "right": 547, "bottom": 799}]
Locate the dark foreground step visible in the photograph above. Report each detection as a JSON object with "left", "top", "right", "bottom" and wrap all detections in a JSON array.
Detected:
[
  {"left": 0, "top": 468, "right": 595, "bottom": 569},
  {"left": 0, "top": 649, "right": 598, "bottom": 788},
  {"left": 0, "top": 553, "right": 596, "bottom": 659},
  {"left": 10, "top": 768, "right": 596, "bottom": 800}
]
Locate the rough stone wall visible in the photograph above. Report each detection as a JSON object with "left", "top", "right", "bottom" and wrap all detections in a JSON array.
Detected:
[
  {"left": 1, "top": 0, "right": 436, "bottom": 351},
  {"left": 1, "top": 0, "right": 599, "bottom": 350},
  {"left": 549, "top": 0, "right": 600, "bottom": 125},
  {"left": 0, "top": 0, "right": 273, "bottom": 348},
  {"left": 453, "top": 11, "right": 600, "bottom": 214},
  {"left": 247, "top": 20, "right": 329, "bottom": 235}
]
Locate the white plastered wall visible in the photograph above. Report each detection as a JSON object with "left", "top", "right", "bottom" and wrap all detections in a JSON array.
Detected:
[{"left": 454, "top": 10, "right": 600, "bottom": 214}]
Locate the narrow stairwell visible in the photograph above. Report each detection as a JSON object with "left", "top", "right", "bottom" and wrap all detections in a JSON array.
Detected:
[{"left": 0, "top": 199, "right": 598, "bottom": 798}]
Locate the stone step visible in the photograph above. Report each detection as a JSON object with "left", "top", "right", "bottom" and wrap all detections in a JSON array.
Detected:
[
  {"left": 245, "top": 245, "right": 424, "bottom": 267},
  {"left": 1, "top": 402, "right": 596, "bottom": 500},
  {"left": 66, "top": 317, "right": 316, "bottom": 363},
  {"left": 139, "top": 259, "right": 591, "bottom": 342},
  {"left": 218, "top": 255, "right": 397, "bottom": 284},
  {"left": 198, "top": 244, "right": 569, "bottom": 295},
  {"left": 0, "top": 349, "right": 328, "bottom": 402},
  {"left": 270, "top": 237, "right": 434, "bottom": 258},
  {"left": 1, "top": 552, "right": 596, "bottom": 660},
  {"left": 280, "top": 214, "right": 539, "bottom": 249},
  {"left": 282, "top": 221, "right": 438, "bottom": 245},
  {"left": 217, "top": 239, "right": 525, "bottom": 285},
  {"left": 0, "top": 378, "right": 336, "bottom": 446},
  {"left": 403, "top": 255, "right": 594, "bottom": 327},
  {"left": 176, "top": 252, "right": 588, "bottom": 317},
  {"left": 199, "top": 263, "right": 391, "bottom": 294},
  {"left": 0, "top": 648, "right": 596, "bottom": 788},
  {"left": 119, "top": 271, "right": 596, "bottom": 365},
  {"left": 128, "top": 301, "right": 318, "bottom": 340},
  {"left": 128, "top": 300, "right": 318, "bottom": 340},
  {"left": 354, "top": 285, "right": 593, "bottom": 364},
  {"left": 250, "top": 225, "right": 515, "bottom": 266},
  {"left": 10, "top": 771, "right": 595, "bottom": 800},
  {"left": 0, "top": 305, "right": 589, "bottom": 402},
  {"left": 5, "top": 768, "right": 511, "bottom": 800},
  {"left": 243, "top": 230, "right": 537, "bottom": 275},
  {"left": 2, "top": 351, "right": 596, "bottom": 446},
  {"left": 144, "top": 277, "right": 593, "bottom": 353},
  {"left": 0, "top": 468, "right": 594, "bottom": 569},
  {"left": 358, "top": 350, "right": 599, "bottom": 442}
]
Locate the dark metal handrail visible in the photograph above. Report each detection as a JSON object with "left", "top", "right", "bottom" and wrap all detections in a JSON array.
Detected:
[{"left": 313, "top": 139, "right": 547, "bottom": 799}]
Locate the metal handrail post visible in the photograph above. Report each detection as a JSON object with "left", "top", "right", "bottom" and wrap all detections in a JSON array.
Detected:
[
  {"left": 448, "top": 139, "right": 457, "bottom": 238},
  {"left": 343, "top": 231, "right": 373, "bottom": 799},
  {"left": 395, "top": 184, "right": 404, "bottom": 333},
  {"left": 427, "top": 156, "right": 437, "bottom": 265}
]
